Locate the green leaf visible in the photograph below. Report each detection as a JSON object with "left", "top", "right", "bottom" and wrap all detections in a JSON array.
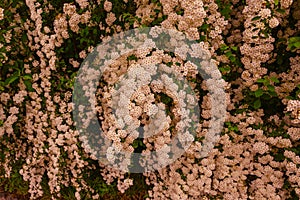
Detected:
[
  {"left": 219, "top": 65, "right": 231, "bottom": 73},
  {"left": 270, "top": 77, "right": 279, "bottom": 83},
  {"left": 4, "top": 73, "right": 19, "bottom": 85},
  {"left": 220, "top": 44, "right": 229, "bottom": 51},
  {"left": 176, "top": 10, "right": 184, "bottom": 15},
  {"left": 225, "top": 51, "right": 233, "bottom": 57},
  {"left": 231, "top": 46, "right": 238, "bottom": 51},
  {"left": 127, "top": 54, "right": 138, "bottom": 61},
  {"left": 267, "top": 85, "right": 275, "bottom": 92},
  {"left": 93, "top": 29, "right": 98, "bottom": 35},
  {"left": 253, "top": 99, "right": 261, "bottom": 109},
  {"left": 255, "top": 89, "right": 263, "bottom": 97},
  {"left": 288, "top": 43, "right": 293, "bottom": 49},
  {"left": 268, "top": 91, "right": 277, "bottom": 97},
  {"left": 22, "top": 74, "right": 32, "bottom": 80},
  {"left": 251, "top": 16, "right": 261, "bottom": 21},
  {"left": 294, "top": 42, "right": 300, "bottom": 48},
  {"left": 24, "top": 80, "right": 35, "bottom": 92},
  {"left": 257, "top": 77, "right": 270, "bottom": 85},
  {"left": 276, "top": 9, "right": 285, "bottom": 14},
  {"left": 257, "top": 79, "right": 265, "bottom": 83},
  {"left": 139, "top": 140, "right": 144, "bottom": 146},
  {"left": 200, "top": 24, "right": 209, "bottom": 31},
  {"left": 274, "top": 0, "right": 279, "bottom": 6},
  {"left": 132, "top": 140, "right": 139, "bottom": 148},
  {"left": 288, "top": 37, "right": 300, "bottom": 43},
  {"left": 161, "top": 93, "right": 172, "bottom": 104},
  {"left": 229, "top": 55, "right": 236, "bottom": 62}
]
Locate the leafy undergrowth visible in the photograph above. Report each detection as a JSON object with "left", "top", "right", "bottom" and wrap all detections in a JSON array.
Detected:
[{"left": 0, "top": 173, "right": 150, "bottom": 200}]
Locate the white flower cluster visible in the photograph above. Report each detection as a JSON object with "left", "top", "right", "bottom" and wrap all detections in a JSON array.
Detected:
[
  {"left": 143, "top": 103, "right": 171, "bottom": 138},
  {"left": 286, "top": 99, "right": 300, "bottom": 124},
  {"left": 0, "top": 7, "right": 4, "bottom": 21},
  {"left": 73, "top": 26, "right": 226, "bottom": 173},
  {"left": 107, "top": 59, "right": 200, "bottom": 170}
]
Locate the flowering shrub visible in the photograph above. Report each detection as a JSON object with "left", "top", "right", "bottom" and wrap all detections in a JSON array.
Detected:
[{"left": 0, "top": 0, "right": 299, "bottom": 199}]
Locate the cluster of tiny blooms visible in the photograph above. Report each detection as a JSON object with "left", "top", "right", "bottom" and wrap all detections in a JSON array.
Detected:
[{"left": 0, "top": 0, "right": 299, "bottom": 199}]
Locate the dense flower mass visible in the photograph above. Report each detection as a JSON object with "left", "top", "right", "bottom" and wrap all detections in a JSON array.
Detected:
[{"left": 0, "top": 0, "right": 299, "bottom": 199}]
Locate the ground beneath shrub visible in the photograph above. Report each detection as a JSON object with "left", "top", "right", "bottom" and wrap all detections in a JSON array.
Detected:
[
  {"left": 0, "top": 189, "right": 27, "bottom": 200},
  {"left": 0, "top": 186, "right": 146, "bottom": 200}
]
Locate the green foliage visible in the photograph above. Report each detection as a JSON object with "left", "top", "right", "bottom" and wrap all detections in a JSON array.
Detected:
[
  {"left": 288, "top": 36, "right": 300, "bottom": 52},
  {"left": 215, "top": 0, "right": 232, "bottom": 19},
  {"left": 176, "top": 169, "right": 187, "bottom": 181},
  {"left": 251, "top": 16, "right": 261, "bottom": 21},
  {"left": 241, "top": 76, "right": 283, "bottom": 116},
  {"left": 151, "top": 15, "right": 166, "bottom": 26},
  {"left": 217, "top": 44, "right": 242, "bottom": 82},
  {"left": 0, "top": 161, "right": 29, "bottom": 197},
  {"left": 132, "top": 137, "right": 146, "bottom": 153},
  {"left": 1, "top": 62, "right": 35, "bottom": 92},
  {"left": 256, "top": 76, "right": 279, "bottom": 97},
  {"left": 60, "top": 185, "right": 77, "bottom": 200},
  {"left": 272, "top": 149, "right": 285, "bottom": 162},
  {"left": 160, "top": 93, "right": 173, "bottom": 104},
  {"left": 127, "top": 54, "right": 138, "bottom": 61},
  {"left": 219, "top": 44, "right": 241, "bottom": 66},
  {"left": 121, "top": 12, "right": 140, "bottom": 26},
  {"left": 224, "top": 122, "right": 239, "bottom": 133},
  {"left": 0, "top": 0, "right": 35, "bottom": 94}
]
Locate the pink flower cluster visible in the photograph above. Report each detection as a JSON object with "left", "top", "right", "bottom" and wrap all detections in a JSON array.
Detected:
[{"left": 0, "top": 0, "right": 299, "bottom": 199}]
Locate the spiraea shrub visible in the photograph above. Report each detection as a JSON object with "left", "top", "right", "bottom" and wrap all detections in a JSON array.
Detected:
[{"left": 0, "top": 0, "right": 299, "bottom": 199}]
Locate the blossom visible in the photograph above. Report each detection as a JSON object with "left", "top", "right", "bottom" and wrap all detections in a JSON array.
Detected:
[
  {"left": 104, "top": 0, "right": 113, "bottom": 12},
  {"left": 269, "top": 17, "right": 279, "bottom": 28},
  {"left": 253, "top": 142, "right": 269, "bottom": 154},
  {"left": 2, "top": 0, "right": 300, "bottom": 199},
  {"left": 79, "top": 50, "right": 87, "bottom": 59},
  {"left": 259, "top": 9, "right": 271, "bottom": 19},
  {"left": 76, "top": 0, "right": 89, "bottom": 9},
  {"left": 105, "top": 12, "right": 116, "bottom": 26},
  {"left": 63, "top": 3, "right": 76, "bottom": 16},
  {"left": 0, "top": 8, "right": 4, "bottom": 21},
  {"left": 69, "top": 58, "right": 80, "bottom": 68}
]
